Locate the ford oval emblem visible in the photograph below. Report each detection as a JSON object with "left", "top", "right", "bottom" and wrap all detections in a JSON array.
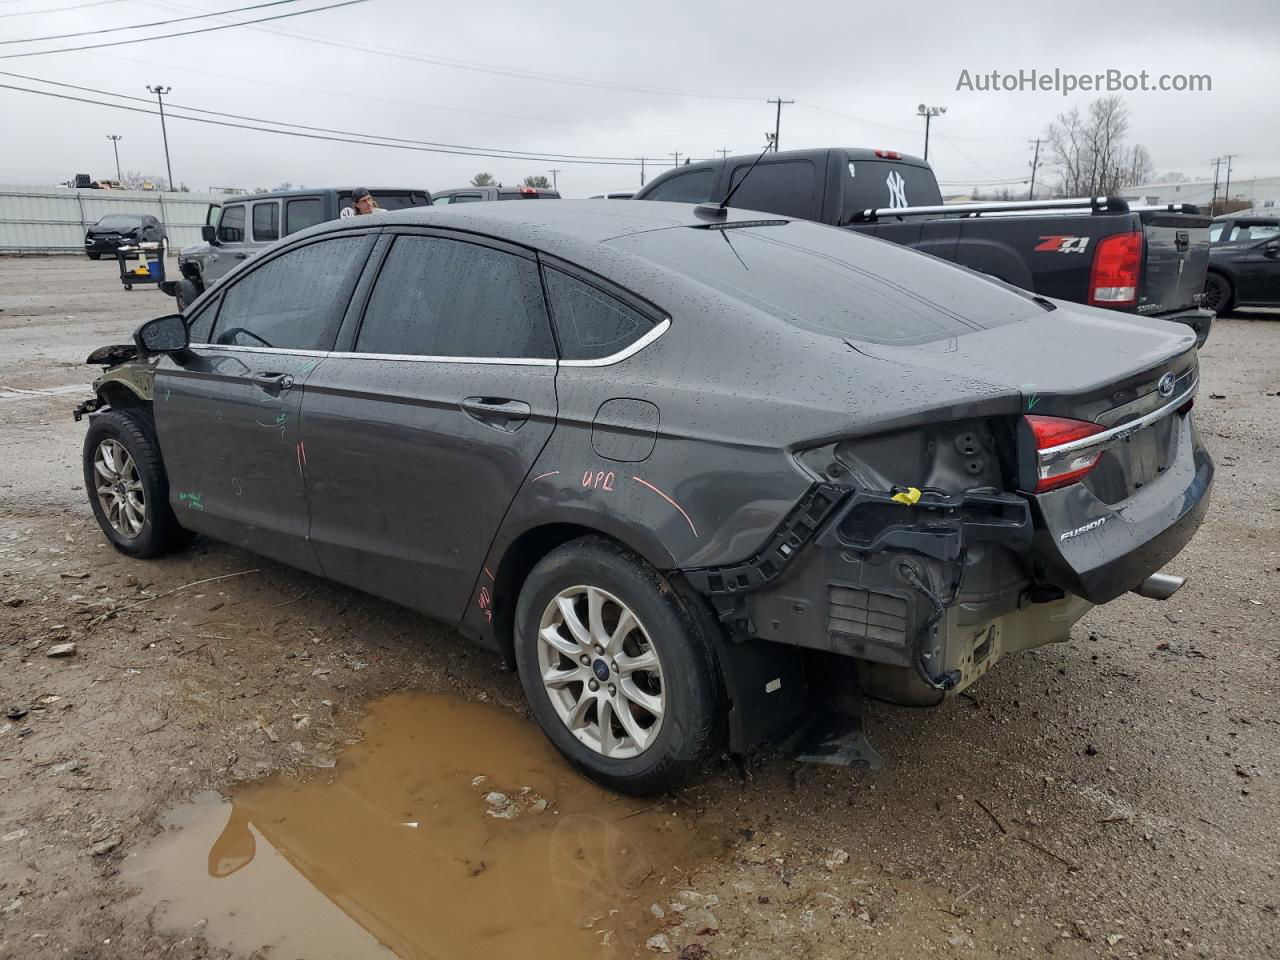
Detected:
[{"left": 1157, "top": 372, "right": 1176, "bottom": 398}]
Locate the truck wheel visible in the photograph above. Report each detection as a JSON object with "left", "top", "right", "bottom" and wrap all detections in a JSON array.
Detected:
[
  {"left": 1202, "top": 272, "right": 1234, "bottom": 315},
  {"left": 83, "top": 409, "right": 192, "bottom": 559},
  {"left": 515, "top": 537, "right": 723, "bottom": 795},
  {"left": 174, "top": 277, "right": 201, "bottom": 311},
  {"left": 87, "top": 252, "right": 101, "bottom": 261}
]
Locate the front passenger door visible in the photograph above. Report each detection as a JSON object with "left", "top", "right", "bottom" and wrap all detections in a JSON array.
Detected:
[{"left": 153, "top": 232, "right": 377, "bottom": 572}]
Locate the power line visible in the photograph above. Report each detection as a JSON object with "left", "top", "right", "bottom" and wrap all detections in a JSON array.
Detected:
[
  {"left": 0, "top": 0, "right": 369, "bottom": 59},
  {"left": 0, "top": 0, "right": 126, "bottom": 19},
  {"left": 0, "top": 0, "right": 306, "bottom": 44},
  {"left": 0, "top": 69, "right": 654, "bottom": 161},
  {"left": 0, "top": 80, "right": 647, "bottom": 166},
  {"left": 137, "top": 0, "right": 766, "bottom": 102}
]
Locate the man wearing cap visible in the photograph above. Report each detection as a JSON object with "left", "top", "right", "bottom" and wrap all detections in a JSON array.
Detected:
[{"left": 345, "top": 187, "right": 385, "bottom": 216}]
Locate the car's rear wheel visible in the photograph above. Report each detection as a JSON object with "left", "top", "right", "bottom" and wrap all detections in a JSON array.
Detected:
[
  {"left": 83, "top": 409, "right": 192, "bottom": 558},
  {"left": 1202, "top": 272, "right": 1234, "bottom": 315},
  {"left": 86, "top": 252, "right": 101, "bottom": 261},
  {"left": 515, "top": 537, "right": 723, "bottom": 795}
]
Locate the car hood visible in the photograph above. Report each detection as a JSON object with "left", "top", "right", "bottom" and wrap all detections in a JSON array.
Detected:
[{"left": 179, "top": 241, "right": 213, "bottom": 260}]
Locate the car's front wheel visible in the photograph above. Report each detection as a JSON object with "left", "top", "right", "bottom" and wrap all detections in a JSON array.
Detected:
[
  {"left": 515, "top": 537, "right": 723, "bottom": 795},
  {"left": 86, "top": 252, "right": 101, "bottom": 261},
  {"left": 1202, "top": 272, "right": 1234, "bottom": 315},
  {"left": 83, "top": 409, "right": 192, "bottom": 558}
]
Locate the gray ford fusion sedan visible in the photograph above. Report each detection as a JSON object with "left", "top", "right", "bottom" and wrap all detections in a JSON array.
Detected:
[{"left": 75, "top": 200, "right": 1213, "bottom": 795}]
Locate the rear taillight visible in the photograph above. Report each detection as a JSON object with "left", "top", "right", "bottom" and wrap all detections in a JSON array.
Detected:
[
  {"left": 1088, "top": 231, "right": 1142, "bottom": 307},
  {"left": 1026, "top": 414, "right": 1106, "bottom": 492}
]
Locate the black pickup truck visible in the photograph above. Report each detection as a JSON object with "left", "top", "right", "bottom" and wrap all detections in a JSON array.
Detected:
[{"left": 634, "top": 148, "right": 1214, "bottom": 344}]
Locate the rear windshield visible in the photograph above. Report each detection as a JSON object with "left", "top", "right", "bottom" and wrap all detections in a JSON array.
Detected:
[
  {"left": 607, "top": 221, "right": 1040, "bottom": 345},
  {"left": 95, "top": 215, "right": 142, "bottom": 229},
  {"left": 841, "top": 158, "right": 943, "bottom": 219}
]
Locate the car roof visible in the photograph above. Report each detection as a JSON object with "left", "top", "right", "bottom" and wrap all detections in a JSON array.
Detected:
[
  {"left": 309, "top": 198, "right": 784, "bottom": 247},
  {"left": 220, "top": 186, "right": 429, "bottom": 202}
]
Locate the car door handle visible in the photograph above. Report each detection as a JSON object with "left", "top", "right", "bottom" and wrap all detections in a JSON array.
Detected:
[
  {"left": 234, "top": 253, "right": 249, "bottom": 260},
  {"left": 459, "top": 397, "right": 531, "bottom": 431},
  {"left": 248, "top": 372, "right": 294, "bottom": 394}
]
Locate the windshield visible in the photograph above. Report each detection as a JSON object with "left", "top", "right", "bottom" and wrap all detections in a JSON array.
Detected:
[
  {"left": 95, "top": 215, "right": 143, "bottom": 229},
  {"left": 608, "top": 220, "right": 1041, "bottom": 345}
]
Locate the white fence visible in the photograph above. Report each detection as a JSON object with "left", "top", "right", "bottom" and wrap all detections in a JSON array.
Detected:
[{"left": 0, "top": 185, "right": 222, "bottom": 255}]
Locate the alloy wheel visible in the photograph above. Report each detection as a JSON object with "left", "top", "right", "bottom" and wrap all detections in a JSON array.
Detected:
[
  {"left": 536, "top": 585, "right": 665, "bottom": 760},
  {"left": 93, "top": 438, "right": 146, "bottom": 538}
]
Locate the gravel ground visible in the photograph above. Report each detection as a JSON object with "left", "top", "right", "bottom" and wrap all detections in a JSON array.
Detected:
[{"left": 1, "top": 257, "right": 1277, "bottom": 960}]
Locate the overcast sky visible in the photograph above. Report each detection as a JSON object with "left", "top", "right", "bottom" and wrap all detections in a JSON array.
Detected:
[{"left": 1, "top": 0, "right": 1276, "bottom": 197}]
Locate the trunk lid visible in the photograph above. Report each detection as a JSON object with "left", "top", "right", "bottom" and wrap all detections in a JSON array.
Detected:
[
  {"left": 853, "top": 303, "right": 1207, "bottom": 602},
  {"left": 1136, "top": 210, "right": 1211, "bottom": 315}
]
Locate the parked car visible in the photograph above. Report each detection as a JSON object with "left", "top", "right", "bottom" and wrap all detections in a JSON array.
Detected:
[
  {"left": 84, "top": 214, "right": 166, "bottom": 260},
  {"left": 164, "top": 187, "right": 431, "bottom": 309},
  {"left": 1202, "top": 215, "right": 1280, "bottom": 313},
  {"left": 75, "top": 201, "right": 1212, "bottom": 794},
  {"left": 635, "top": 148, "right": 1214, "bottom": 344},
  {"left": 432, "top": 185, "right": 561, "bottom": 203},
  {"left": 589, "top": 190, "right": 636, "bottom": 199}
]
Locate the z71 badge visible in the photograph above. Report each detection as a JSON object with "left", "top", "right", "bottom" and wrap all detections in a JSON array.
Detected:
[{"left": 1035, "top": 235, "right": 1091, "bottom": 254}]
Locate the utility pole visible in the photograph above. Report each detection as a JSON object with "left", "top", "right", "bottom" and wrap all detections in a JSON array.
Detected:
[
  {"left": 146, "top": 84, "right": 174, "bottom": 191},
  {"left": 766, "top": 97, "right": 793, "bottom": 152},
  {"left": 639, "top": 156, "right": 646, "bottom": 187},
  {"left": 716, "top": 148, "right": 731, "bottom": 159},
  {"left": 917, "top": 104, "right": 946, "bottom": 162},
  {"left": 548, "top": 168, "right": 561, "bottom": 191},
  {"left": 1027, "top": 137, "right": 1042, "bottom": 200},
  {"left": 106, "top": 134, "right": 123, "bottom": 183},
  {"left": 1221, "top": 153, "right": 1237, "bottom": 211},
  {"left": 1209, "top": 156, "right": 1223, "bottom": 216},
  {"left": 670, "top": 151, "right": 682, "bottom": 169}
]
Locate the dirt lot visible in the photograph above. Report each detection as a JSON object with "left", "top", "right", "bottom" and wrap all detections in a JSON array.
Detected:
[{"left": 1, "top": 256, "right": 1277, "bottom": 960}]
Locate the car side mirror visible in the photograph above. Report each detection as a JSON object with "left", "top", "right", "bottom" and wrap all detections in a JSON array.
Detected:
[
  {"left": 134, "top": 314, "right": 189, "bottom": 355},
  {"left": 1265, "top": 240, "right": 1280, "bottom": 258},
  {"left": 202, "top": 224, "right": 218, "bottom": 243}
]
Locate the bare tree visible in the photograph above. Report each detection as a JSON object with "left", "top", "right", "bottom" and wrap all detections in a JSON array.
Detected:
[
  {"left": 1045, "top": 96, "right": 1152, "bottom": 196},
  {"left": 119, "top": 170, "right": 170, "bottom": 191},
  {"left": 470, "top": 172, "right": 496, "bottom": 186},
  {"left": 1156, "top": 171, "right": 1192, "bottom": 183}
]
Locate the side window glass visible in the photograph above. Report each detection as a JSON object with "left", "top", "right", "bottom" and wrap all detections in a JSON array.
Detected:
[
  {"left": 284, "top": 198, "right": 325, "bottom": 235},
  {"left": 355, "top": 236, "right": 554, "bottom": 359},
  {"left": 432, "top": 195, "right": 452, "bottom": 205},
  {"left": 543, "top": 269, "right": 656, "bottom": 361},
  {"left": 252, "top": 202, "right": 280, "bottom": 242},
  {"left": 217, "top": 205, "right": 246, "bottom": 243},
  {"left": 186, "top": 296, "right": 218, "bottom": 343},
  {"left": 211, "top": 236, "right": 369, "bottom": 350},
  {"left": 645, "top": 169, "right": 714, "bottom": 204}
]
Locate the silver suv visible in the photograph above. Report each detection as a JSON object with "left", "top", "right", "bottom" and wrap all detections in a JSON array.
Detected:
[{"left": 167, "top": 187, "right": 431, "bottom": 308}]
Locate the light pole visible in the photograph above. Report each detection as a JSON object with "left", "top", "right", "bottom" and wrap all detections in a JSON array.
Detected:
[
  {"left": 916, "top": 104, "right": 946, "bottom": 161},
  {"left": 106, "top": 134, "right": 123, "bottom": 182},
  {"left": 146, "top": 84, "right": 174, "bottom": 190},
  {"left": 548, "top": 168, "right": 560, "bottom": 191}
]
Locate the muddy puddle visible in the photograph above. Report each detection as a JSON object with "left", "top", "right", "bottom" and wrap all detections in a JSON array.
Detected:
[{"left": 124, "top": 693, "right": 725, "bottom": 960}]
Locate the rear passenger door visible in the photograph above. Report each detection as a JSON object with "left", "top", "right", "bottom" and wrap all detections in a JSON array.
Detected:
[{"left": 300, "top": 229, "right": 559, "bottom": 619}]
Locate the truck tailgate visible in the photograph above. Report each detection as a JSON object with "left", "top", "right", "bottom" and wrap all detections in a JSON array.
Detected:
[{"left": 1139, "top": 211, "right": 1211, "bottom": 315}]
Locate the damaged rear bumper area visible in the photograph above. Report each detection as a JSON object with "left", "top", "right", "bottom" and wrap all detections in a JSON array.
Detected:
[{"left": 686, "top": 487, "right": 1091, "bottom": 711}]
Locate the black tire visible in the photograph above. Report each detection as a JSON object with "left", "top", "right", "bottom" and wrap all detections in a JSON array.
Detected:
[
  {"left": 1202, "top": 272, "right": 1234, "bottom": 315},
  {"left": 82, "top": 409, "right": 192, "bottom": 559},
  {"left": 87, "top": 252, "right": 101, "bottom": 261},
  {"left": 174, "top": 277, "right": 200, "bottom": 311},
  {"left": 514, "top": 536, "right": 723, "bottom": 795}
]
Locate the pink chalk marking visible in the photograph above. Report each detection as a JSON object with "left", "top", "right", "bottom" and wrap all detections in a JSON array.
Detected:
[
  {"left": 483, "top": 566, "right": 495, "bottom": 581},
  {"left": 295, "top": 440, "right": 306, "bottom": 472},
  {"left": 530, "top": 471, "right": 560, "bottom": 483},
  {"left": 632, "top": 476, "right": 698, "bottom": 538}
]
